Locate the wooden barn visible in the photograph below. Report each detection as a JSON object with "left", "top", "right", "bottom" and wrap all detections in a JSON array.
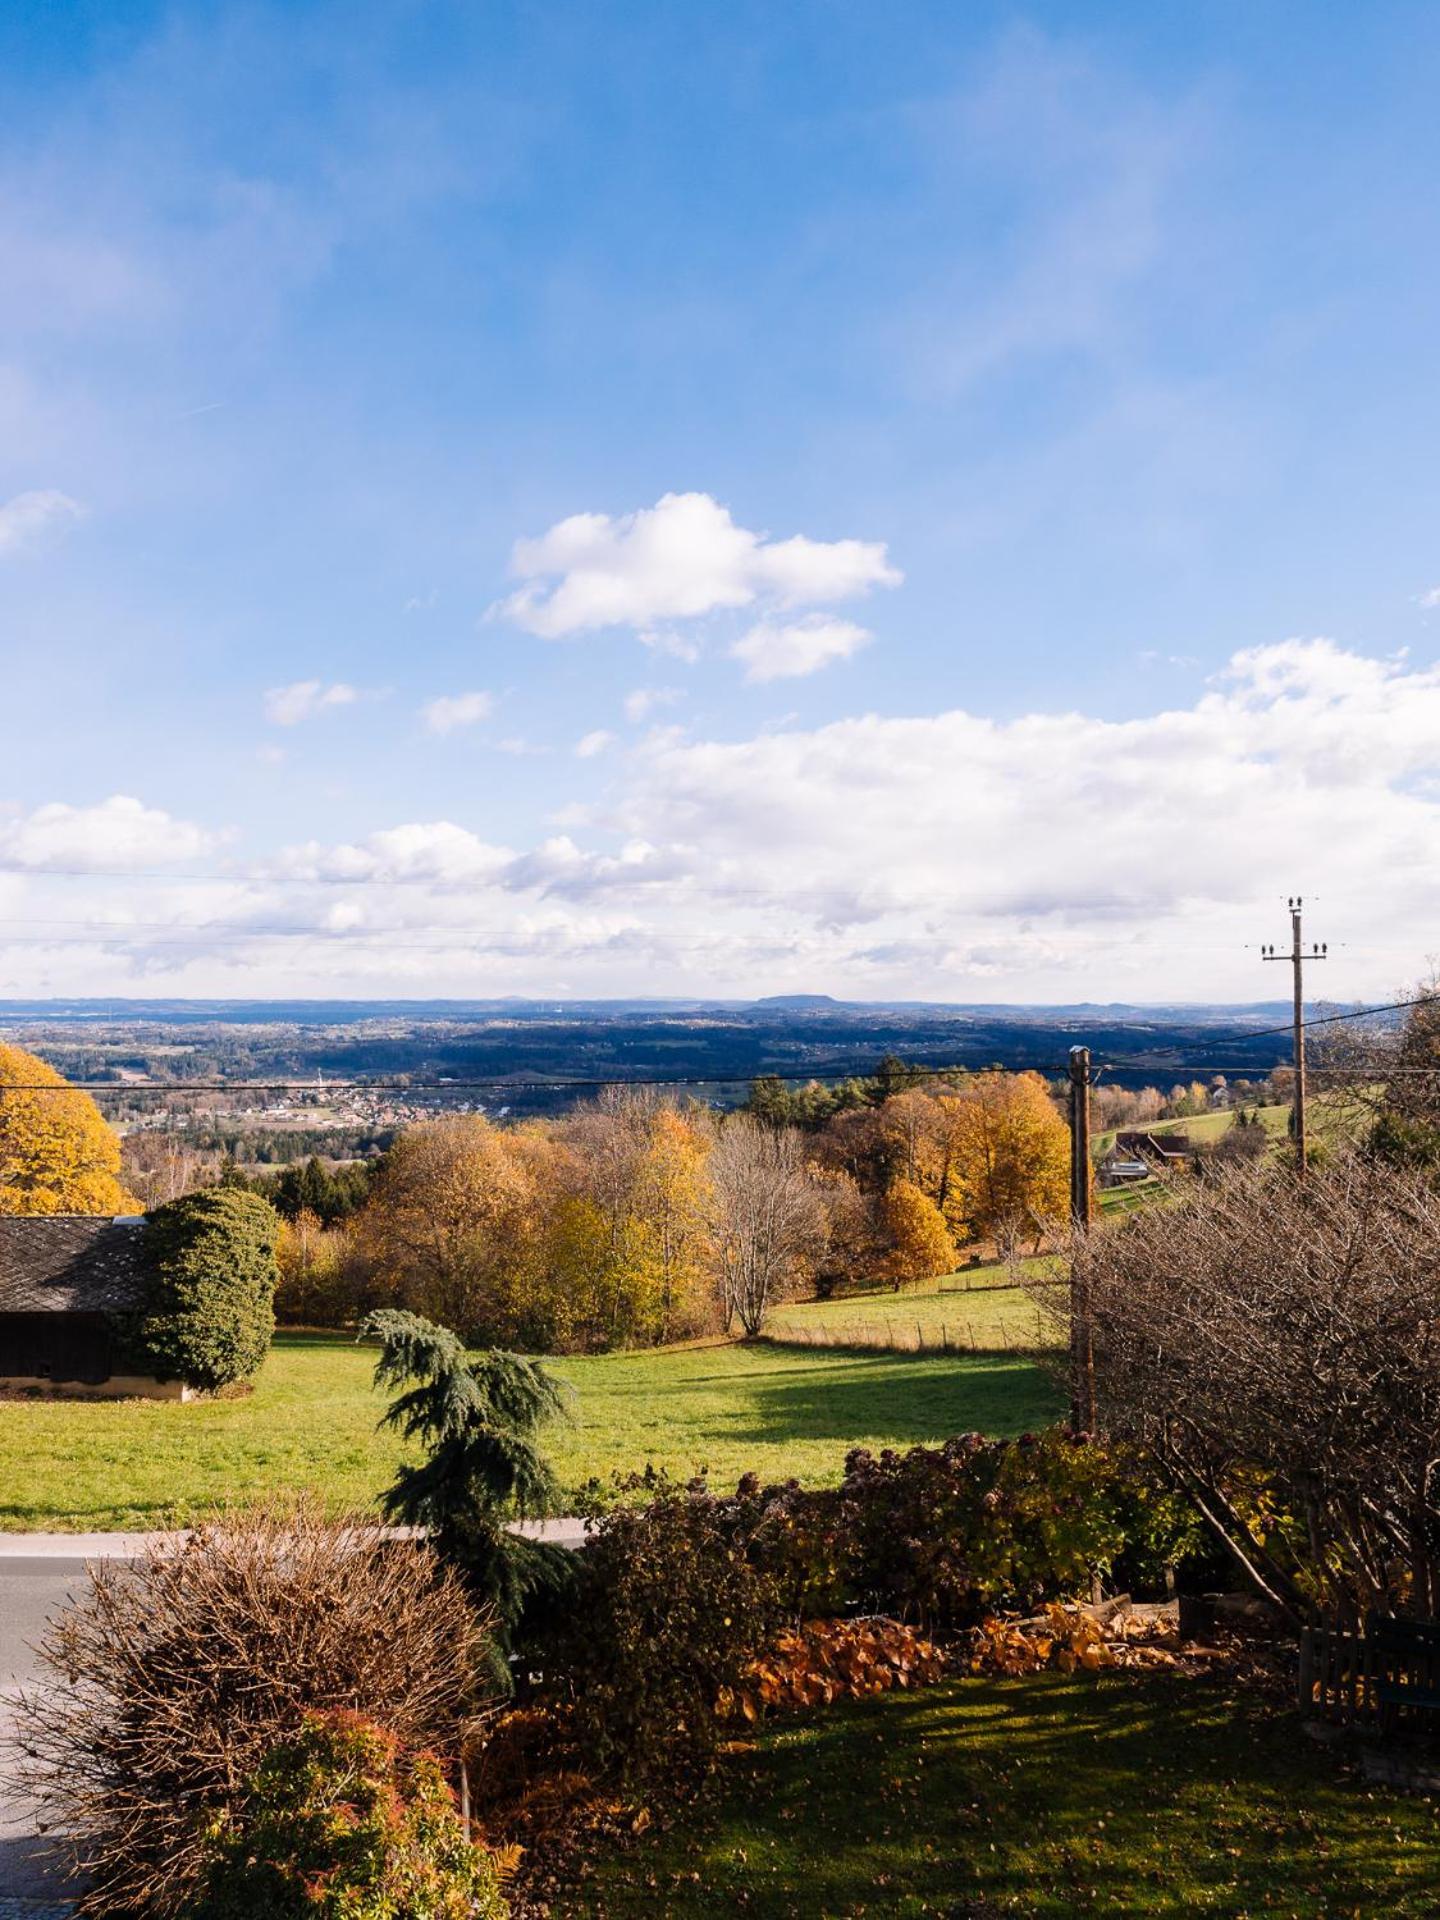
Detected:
[{"left": 0, "top": 1215, "right": 182, "bottom": 1399}]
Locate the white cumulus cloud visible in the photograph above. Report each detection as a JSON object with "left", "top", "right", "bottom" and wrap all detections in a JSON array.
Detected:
[
  {"left": 16, "top": 640, "right": 1440, "bottom": 1002},
  {"left": 623, "top": 687, "right": 681, "bottom": 723},
  {"left": 491, "top": 491, "right": 900, "bottom": 640},
  {"left": 730, "top": 614, "right": 872, "bottom": 683},
  {"left": 0, "top": 796, "right": 216, "bottom": 871},
  {"left": 575, "top": 729, "right": 617, "bottom": 759},
  {"left": 0, "top": 489, "right": 84, "bottom": 556},
  {"left": 598, "top": 639, "right": 1440, "bottom": 954},
  {"left": 422, "top": 690, "right": 494, "bottom": 735},
  {"left": 263, "top": 680, "right": 360, "bottom": 726}
]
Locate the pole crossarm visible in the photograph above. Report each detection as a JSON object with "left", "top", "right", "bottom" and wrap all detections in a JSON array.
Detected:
[{"left": 1260, "top": 894, "right": 1326, "bottom": 1176}]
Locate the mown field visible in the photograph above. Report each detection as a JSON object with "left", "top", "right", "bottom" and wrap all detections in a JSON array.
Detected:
[
  {"left": 1091, "top": 1101, "right": 1293, "bottom": 1156},
  {"left": 763, "top": 1270, "right": 1055, "bottom": 1350},
  {"left": 0, "top": 1332, "right": 1062, "bottom": 1531},
  {"left": 566, "top": 1672, "right": 1440, "bottom": 1917}
]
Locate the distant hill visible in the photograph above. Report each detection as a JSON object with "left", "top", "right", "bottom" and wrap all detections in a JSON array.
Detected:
[{"left": 0, "top": 996, "right": 1326, "bottom": 1118}]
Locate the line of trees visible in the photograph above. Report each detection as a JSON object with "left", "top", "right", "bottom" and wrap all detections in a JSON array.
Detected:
[
  {"left": 0, "top": 1036, "right": 1071, "bottom": 1353},
  {"left": 269, "top": 1071, "right": 1071, "bottom": 1349}
]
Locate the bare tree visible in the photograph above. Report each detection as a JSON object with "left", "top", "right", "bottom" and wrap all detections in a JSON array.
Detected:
[
  {"left": 708, "top": 1116, "right": 825, "bottom": 1335},
  {"left": 1052, "top": 1153, "right": 1440, "bottom": 1623},
  {"left": 1311, "top": 976, "right": 1440, "bottom": 1167},
  {"left": 118, "top": 1132, "right": 222, "bottom": 1209}
]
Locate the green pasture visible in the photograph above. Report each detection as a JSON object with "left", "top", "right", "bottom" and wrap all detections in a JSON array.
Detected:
[
  {"left": 763, "top": 1270, "right": 1056, "bottom": 1351},
  {"left": 0, "top": 1331, "right": 1061, "bottom": 1531}
]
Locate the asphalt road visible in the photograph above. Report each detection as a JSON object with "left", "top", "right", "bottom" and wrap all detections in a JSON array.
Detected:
[{"left": 0, "top": 1557, "right": 92, "bottom": 1906}]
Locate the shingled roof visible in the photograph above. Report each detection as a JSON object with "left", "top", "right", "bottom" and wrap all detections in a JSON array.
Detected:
[{"left": 0, "top": 1215, "right": 148, "bottom": 1314}]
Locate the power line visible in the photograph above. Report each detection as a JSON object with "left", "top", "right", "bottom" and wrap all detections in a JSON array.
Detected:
[
  {"left": 1126, "top": 993, "right": 1424, "bottom": 1060},
  {"left": 0, "top": 1060, "right": 1038, "bottom": 1095},
  {"left": 0, "top": 1045, "right": 1334, "bottom": 1098}
]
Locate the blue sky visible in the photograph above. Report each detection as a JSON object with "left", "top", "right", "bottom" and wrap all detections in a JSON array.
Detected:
[{"left": 3, "top": 1, "right": 1440, "bottom": 1001}]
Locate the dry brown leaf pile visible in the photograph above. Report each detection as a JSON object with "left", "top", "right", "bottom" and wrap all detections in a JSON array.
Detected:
[{"left": 721, "top": 1615, "right": 949, "bottom": 1723}]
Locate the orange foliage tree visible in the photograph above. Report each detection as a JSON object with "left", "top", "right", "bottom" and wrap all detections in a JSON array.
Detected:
[
  {"left": 349, "top": 1114, "right": 547, "bottom": 1341},
  {"left": 0, "top": 1044, "right": 139, "bottom": 1215},
  {"left": 880, "top": 1177, "right": 957, "bottom": 1288},
  {"left": 944, "top": 1071, "right": 1070, "bottom": 1250}
]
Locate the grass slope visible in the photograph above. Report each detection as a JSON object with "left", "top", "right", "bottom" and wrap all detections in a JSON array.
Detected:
[
  {"left": 568, "top": 1674, "right": 1440, "bottom": 1917},
  {"left": 0, "top": 1333, "right": 1061, "bottom": 1531},
  {"left": 1092, "top": 1102, "right": 1292, "bottom": 1157},
  {"left": 764, "top": 1275, "right": 1053, "bottom": 1351}
]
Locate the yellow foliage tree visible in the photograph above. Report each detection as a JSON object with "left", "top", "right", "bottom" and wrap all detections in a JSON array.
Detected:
[
  {"left": 946, "top": 1071, "right": 1070, "bottom": 1250},
  {"left": 879, "top": 1177, "right": 957, "bottom": 1289},
  {"left": 274, "top": 1207, "right": 353, "bottom": 1325},
  {"left": 350, "top": 1114, "right": 543, "bottom": 1340},
  {"left": 0, "top": 1044, "right": 139, "bottom": 1215},
  {"left": 632, "top": 1106, "right": 713, "bottom": 1340}
]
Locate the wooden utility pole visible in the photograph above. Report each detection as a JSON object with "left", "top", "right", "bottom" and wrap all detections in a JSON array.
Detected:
[
  {"left": 1067, "top": 1046, "right": 1097, "bottom": 1434},
  {"left": 1261, "top": 896, "right": 1326, "bottom": 1176}
]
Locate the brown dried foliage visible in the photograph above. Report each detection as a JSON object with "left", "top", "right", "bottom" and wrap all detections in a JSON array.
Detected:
[
  {"left": 723, "top": 1616, "right": 948, "bottom": 1721},
  {"left": 8, "top": 1497, "right": 493, "bottom": 1917},
  {"left": 965, "top": 1600, "right": 1223, "bottom": 1678}
]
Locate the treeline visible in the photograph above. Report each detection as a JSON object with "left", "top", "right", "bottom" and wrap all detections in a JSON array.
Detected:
[
  {"left": 121, "top": 1136, "right": 388, "bottom": 1213},
  {"left": 749, "top": 1058, "right": 1287, "bottom": 1137},
  {"left": 268, "top": 1072, "right": 1071, "bottom": 1351}
]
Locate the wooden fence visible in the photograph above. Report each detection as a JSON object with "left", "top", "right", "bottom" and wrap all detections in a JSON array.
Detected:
[
  {"left": 1299, "top": 1620, "right": 1440, "bottom": 1731},
  {"left": 1298, "top": 1625, "right": 1380, "bottom": 1724}
]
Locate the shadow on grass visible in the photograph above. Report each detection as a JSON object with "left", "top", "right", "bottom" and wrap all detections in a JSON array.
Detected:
[
  {"left": 724, "top": 1350, "right": 1063, "bottom": 1449},
  {"left": 574, "top": 1674, "right": 1440, "bottom": 1917}
]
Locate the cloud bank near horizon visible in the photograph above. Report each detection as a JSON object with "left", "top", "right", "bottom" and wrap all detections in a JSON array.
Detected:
[{"left": 2, "top": 636, "right": 1436, "bottom": 1002}]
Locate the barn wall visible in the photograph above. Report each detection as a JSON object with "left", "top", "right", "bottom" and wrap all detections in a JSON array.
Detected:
[{"left": 0, "top": 1311, "right": 186, "bottom": 1399}]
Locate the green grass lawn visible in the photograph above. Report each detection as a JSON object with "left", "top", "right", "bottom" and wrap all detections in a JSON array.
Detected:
[
  {"left": 564, "top": 1674, "right": 1440, "bottom": 1917},
  {"left": 764, "top": 1273, "right": 1055, "bottom": 1351},
  {"left": 0, "top": 1332, "right": 1062, "bottom": 1531},
  {"left": 1093, "top": 1102, "right": 1292, "bottom": 1157}
]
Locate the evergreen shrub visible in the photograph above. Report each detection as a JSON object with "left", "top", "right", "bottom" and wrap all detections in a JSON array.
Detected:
[{"left": 133, "top": 1188, "right": 279, "bottom": 1389}]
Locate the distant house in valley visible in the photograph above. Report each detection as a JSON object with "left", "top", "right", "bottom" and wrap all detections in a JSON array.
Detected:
[
  {"left": 0, "top": 1215, "right": 181, "bottom": 1399},
  {"left": 1114, "top": 1130, "right": 1194, "bottom": 1172}
]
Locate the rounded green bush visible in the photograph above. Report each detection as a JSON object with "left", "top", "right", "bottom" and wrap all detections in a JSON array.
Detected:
[{"left": 132, "top": 1188, "right": 279, "bottom": 1390}]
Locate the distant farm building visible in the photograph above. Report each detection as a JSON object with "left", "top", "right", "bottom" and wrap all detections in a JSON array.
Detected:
[
  {"left": 1114, "top": 1130, "right": 1194, "bottom": 1172},
  {"left": 0, "top": 1216, "right": 183, "bottom": 1399}
]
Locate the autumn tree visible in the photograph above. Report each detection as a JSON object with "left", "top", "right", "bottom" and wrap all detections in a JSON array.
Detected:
[
  {"left": 633, "top": 1104, "right": 713, "bottom": 1339},
  {"left": 273, "top": 1208, "right": 362, "bottom": 1325},
  {"left": 120, "top": 1132, "right": 222, "bottom": 1210},
  {"left": 349, "top": 1115, "right": 545, "bottom": 1342},
  {"left": 945, "top": 1071, "right": 1069, "bottom": 1249},
  {"left": 0, "top": 1044, "right": 139, "bottom": 1216},
  {"left": 810, "top": 1166, "right": 884, "bottom": 1298},
  {"left": 550, "top": 1091, "right": 714, "bottom": 1347},
  {"left": 879, "top": 1177, "right": 957, "bottom": 1289}
]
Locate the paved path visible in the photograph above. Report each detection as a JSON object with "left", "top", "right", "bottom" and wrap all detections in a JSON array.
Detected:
[
  {"left": 0, "top": 1553, "right": 93, "bottom": 1909},
  {"left": 0, "top": 1520, "right": 590, "bottom": 1904}
]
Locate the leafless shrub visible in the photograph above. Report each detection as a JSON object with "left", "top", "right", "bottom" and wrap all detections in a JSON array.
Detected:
[
  {"left": 8, "top": 1497, "right": 493, "bottom": 1917},
  {"left": 1060, "top": 1153, "right": 1440, "bottom": 1623}
]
